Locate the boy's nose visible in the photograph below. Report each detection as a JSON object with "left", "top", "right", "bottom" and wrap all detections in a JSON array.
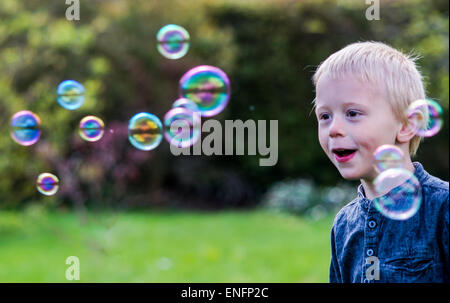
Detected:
[{"left": 329, "top": 118, "right": 345, "bottom": 138}]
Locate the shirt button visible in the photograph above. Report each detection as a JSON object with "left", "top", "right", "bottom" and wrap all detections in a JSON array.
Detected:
[
  {"left": 368, "top": 220, "right": 377, "bottom": 229},
  {"left": 367, "top": 249, "right": 374, "bottom": 256}
]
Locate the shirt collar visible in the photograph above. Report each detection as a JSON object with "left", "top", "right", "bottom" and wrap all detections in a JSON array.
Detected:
[
  {"left": 412, "top": 161, "right": 429, "bottom": 185},
  {"left": 357, "top": 184, "right": 366, "bottom": 200}
]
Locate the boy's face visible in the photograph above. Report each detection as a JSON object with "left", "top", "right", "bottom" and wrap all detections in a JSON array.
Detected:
[{"left": 315, "top": 73, "right": 402, "bottom": 182}]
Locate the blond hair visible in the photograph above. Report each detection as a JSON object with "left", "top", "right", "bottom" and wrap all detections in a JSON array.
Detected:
[{"left": 312, "top": 41, "right": 426, "bottom": 156}]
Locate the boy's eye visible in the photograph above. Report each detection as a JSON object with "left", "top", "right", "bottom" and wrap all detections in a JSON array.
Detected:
[
  {"left": 319, "top": 113, "right": 331, "bottom": 120},
  {"left": 347, "top": 110, "right": 361, "bottom": 118}
]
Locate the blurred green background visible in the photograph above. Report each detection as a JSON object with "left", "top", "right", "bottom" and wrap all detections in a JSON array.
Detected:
[{"left": 0, "top": 0, "right": 448, "bottom": 282}]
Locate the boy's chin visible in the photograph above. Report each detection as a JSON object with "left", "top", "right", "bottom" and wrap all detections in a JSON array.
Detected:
[
  {"left": 337, "top": 169, "right": 363, "bottom": 181},
  {"left": 338, "top": 169, "right": 376, "bottom": 182}
]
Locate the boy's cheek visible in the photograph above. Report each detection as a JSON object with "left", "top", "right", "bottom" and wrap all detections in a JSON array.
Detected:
[{"left": 318, "top": 135, "right": 329, "bottom": 155}]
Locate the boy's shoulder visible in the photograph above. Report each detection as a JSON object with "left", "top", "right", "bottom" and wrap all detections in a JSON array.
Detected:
[
  {"left": 331, "top": 194, "right": 362, "bottom": 230},
  {"left": 418, "top": 164, "right": 449, "bottom": 211},
  {"left": 421, "top": 171, "right": 449, "bottom": 218},
  {"left": 415, "top": 161, "right": 447, "bottom": 188},
  {"left": 421, "top": 170, "right": 449, "bottom": 194}
]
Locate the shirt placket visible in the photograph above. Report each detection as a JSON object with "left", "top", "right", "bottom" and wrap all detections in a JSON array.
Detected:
[{"left": 362, "top": 200, "right": 381, "bottom": 283}]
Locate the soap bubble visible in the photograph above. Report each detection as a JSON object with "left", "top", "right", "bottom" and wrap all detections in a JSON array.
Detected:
[
  {"left": 57, "top": 80, "right": 85, "bottom": 110},
  {"left": 36, "top": 173, "right": 59, "bottom": 196},
  {"left": 79, "top": 116, "right": 105, "bottom": 142},
  {"left": 373, "top": 168, "right": 422, "bottom": 220},
  {"left": 373, "top": 145, "right": 404, "bottom": 173},
  {"left": 10, "top": 110, "right": 41, "bottom": 146},
  {"left": 128, "top": 112, "right": 163, "bottom": 150},
  {"left": 408, "top": 98, "right": 443, "bottom": 138},
  {"left": 179, "top": 65, "right": 231, "bottom": 117},
  {"left": 172, "top": 97, "right": 199, "bottom": 113},
  {"left": 156, "top": 24, "right": 190, "bottom": 59},
  {"left": 164, "top": 107, "right": 201, "bottom": 148}
]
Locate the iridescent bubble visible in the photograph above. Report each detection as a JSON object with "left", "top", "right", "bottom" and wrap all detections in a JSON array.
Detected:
[
  {"left": 373, "top": 168, "right": 422, "bottom": 220},
  {"left": 57, "top": 80, "right": 85, "bottom": 110},
  {"left": 128, "top": 112, "right": 163, "bottom": 150},
  {"left": 373, "top": 145, "right": 404, "bottom": 173},
  {"left": 10, "top": 110, "right": 41, "bottom": 146},
  {"left": 172, "top": 97, "right": 199, "bottom": 113},
  {"left": 164, "top": 107, "right": 201, "bottom": 148},
  {"left": 36, "top": 173, "right": 59, "bottom": 196},
  {"left": 179, "top": 65, "right": 231, "bottom": 117},
  {"left": 157, "top": 24, "right": 190, "bottom": 59},
  {"left": 79, "top": 116, "right": 105, "bottom": 142},
  {"left": 408, "top": 98, "right": 443, "bottom": 137}
]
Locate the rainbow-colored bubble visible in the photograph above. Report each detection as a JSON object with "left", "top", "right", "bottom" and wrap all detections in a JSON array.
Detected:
[
  {"left": 36, "top": 173, "right": 59, "bottom": 196},
  {"left": 79, "top": 116, "right": 105, "bottom": 142},
  {"left": 408, "top": 98, "right": 443, "bottom": 138},
  {"left": 57, "top": 80, "right": 85, "bottom": 110},
  {"left": 157, "top": 24, "right": 190, "bottom": 60},
  {"left": 10, "top": 110, "right": 41, "bottom": 146},
  {"left": 373, "top": 145, "right": 404, "bottom": 173},
  {"left": 373, "top": 168, "right": 422, "bottom": 220},
  {"left": 128, "top": 112, "right": 163, "bottom": 150},
  {"left": 164, "top": 107, "right": 201, "bottom": 148},
  {"left": 172, "top": 97, "right": 199, "bottom": 113},
  {"left": 179, "top": 65, "right": 231, "bottom": 117}
]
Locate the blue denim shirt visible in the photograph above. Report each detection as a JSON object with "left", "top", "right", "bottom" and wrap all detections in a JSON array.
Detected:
[{"left": 330, "top": 162, "right": 449, "bottom": 283}]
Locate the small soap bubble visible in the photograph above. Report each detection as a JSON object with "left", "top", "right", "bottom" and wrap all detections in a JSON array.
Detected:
[
  {"left": 79, "top": 116, "right": 105, "bottom": 142},
  {"left": 57, "top": 80, "right": 85, "bottom": 110},
  {"left": 164, "top": 107, "right": 201, "bottom": 148},
  {"left": 156, "top": 24, "right": 190, "bottom": 59},
  {"left": 373, "top": 145, "right": 404, "bottom": 173},
  {"left": 179, "top": 65, "right": 231, "bottom": 117},
  {"left": 10, "top": 110, "right": 41, "bottom": 146},
  {"left": 128, "top": 112, "right": 163, "bottom": 150},
  {"left": 373, "top": 168, "right": 422, "bottom": 220},
  {"left": 172, "top": 97, "right": 199, "bottom": 113},
  {"left": 36, "top": 173, "right": 59, "bottom": 196},
  {"left": 407, "top": 98, "right": 443, "bottom": 138}
]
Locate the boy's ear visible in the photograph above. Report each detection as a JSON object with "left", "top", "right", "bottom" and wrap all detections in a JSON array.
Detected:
[{"left": 397, "top": 116, "right": 420, "bottom": 143}]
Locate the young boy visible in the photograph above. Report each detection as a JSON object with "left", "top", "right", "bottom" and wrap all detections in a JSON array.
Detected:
[{"left": 312, "top": 41, "right": 449, "bottom": 283}]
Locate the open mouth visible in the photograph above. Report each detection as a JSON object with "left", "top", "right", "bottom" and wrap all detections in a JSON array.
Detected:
[{"left": 332, "top": 148, "right": 357, "bottom": 162}]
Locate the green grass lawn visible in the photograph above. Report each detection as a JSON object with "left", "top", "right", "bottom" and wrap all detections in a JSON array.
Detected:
[{"left": 0, "top": 208, "right": 334, "bottom": 282}]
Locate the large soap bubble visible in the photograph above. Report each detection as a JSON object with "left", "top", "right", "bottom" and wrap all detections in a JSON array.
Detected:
[
  {"left": 373, "top": 168, "right": 422, "bottom": 220},
  {"left": 10, "top": 110, "right": 41, "bottom": 146},
  {"left": 79, "top": 116, "right": 105, "bottom": 142},
  {"left": 179, "top": 65, "right": 231, "bottom": 117},
  {"left": 36, "top": 173, "right": 59, "bottom": 196},
  {"left": 407, "top": 98, "right": 443, "bottom": 138},
  {"left": 57, "top": 80, "right": 85, "bottom": 110},
  {"left": 128, "top": 112, "right": 163, "bottom": 151},
  {"left": 163, "top": 107, "right": 201, "bottom": 148},
  {"left": 373, "top": 145, "right": 404, "bottom": 173},
  {"left": 157, "top": 24, "right": 190, "bottom": 59}
]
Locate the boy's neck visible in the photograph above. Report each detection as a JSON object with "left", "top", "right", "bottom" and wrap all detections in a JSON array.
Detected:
[{"left": 361, "top": 158, "right": 415, "bottom": 200}]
